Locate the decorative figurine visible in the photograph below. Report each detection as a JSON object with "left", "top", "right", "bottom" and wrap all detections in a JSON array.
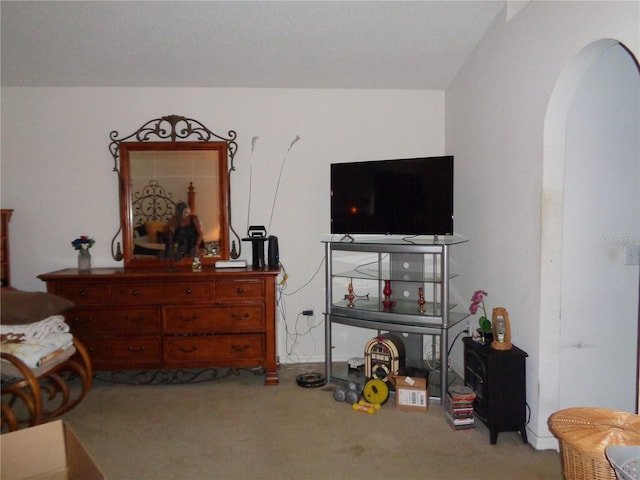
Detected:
[
  {"left": 418, "top": 287, "right": 426, "bottom": 313},
  {"left": 347, "top": 282, "right": 355, "bottom": 308}
]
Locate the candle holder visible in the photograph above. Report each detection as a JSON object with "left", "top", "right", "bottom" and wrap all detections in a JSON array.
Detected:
[{"left": 382, "top": 280, "right": 395, "bottom": 311}]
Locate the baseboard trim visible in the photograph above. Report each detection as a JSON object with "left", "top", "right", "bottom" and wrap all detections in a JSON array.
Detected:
[{"left": 527, "top": 429, "right": 560, "bottom": 451}]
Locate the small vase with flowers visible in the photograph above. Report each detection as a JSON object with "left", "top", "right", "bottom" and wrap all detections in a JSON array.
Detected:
[{"left": 72, "top": 235, "right": 95, "bottom": 273}]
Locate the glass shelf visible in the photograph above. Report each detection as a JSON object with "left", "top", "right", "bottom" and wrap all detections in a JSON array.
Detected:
[
  {"left": 321, "top": 233, "right": 469, "bottom": 248},
  {"left": 332, "top": 297, "right": 461, "bottom": 321},
  {"left": 332, "top": 267, "right": 459, "bottom": 284},
  {"left": 329, "top": 310, "right": 468, "bottom": 335}
]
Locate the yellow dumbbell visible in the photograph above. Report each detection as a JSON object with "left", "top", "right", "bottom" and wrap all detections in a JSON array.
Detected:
[
  {"left": 358, "top": 399, "right": 381, "bottom": 410},
  {"left": 352, "top": 403, "right": 375, "bottom": 415}
]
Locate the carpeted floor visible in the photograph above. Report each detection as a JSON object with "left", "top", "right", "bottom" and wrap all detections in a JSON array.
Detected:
[{"left": 59, "top": 364, "right": 562, "bottom": 480}]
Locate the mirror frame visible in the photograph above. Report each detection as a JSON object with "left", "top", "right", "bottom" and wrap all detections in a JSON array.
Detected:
[{"left": 109, "top": 115, "right": 239, "bottom": 269}]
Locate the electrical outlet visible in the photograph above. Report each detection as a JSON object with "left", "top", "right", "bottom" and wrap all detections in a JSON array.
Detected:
[
  {"left": 302, "top": 309, "right": 314, "bottom": 316},
  {"left": 624, "top": 245, "right": 640, "bottom": 266}
]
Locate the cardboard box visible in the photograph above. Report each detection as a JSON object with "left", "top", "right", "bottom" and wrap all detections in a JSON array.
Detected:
[
  {"left": 394, "top": 375, "right": 429, "bottom": 412},
  {"left": 1, "top": 420, "right": 104, "bottom": 480}
]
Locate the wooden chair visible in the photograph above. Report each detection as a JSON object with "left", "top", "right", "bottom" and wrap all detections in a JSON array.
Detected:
[{"left": 1, "top": 337, "right": 92, "bottom": 432}]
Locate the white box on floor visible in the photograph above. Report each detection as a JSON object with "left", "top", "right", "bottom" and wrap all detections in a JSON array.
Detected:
[
  {"left": 0, "top": 420, "right": 105, "bottom": 480},
  {"left": 394, "top": 375, "right": 429, "bottom": 412}
]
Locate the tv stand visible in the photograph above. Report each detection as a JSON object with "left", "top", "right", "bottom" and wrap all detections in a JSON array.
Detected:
[{"left": 323, "top": 236, "right": 468, "bottom": 402}]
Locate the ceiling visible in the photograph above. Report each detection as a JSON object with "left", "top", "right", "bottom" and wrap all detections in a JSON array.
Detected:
[{"left": 1, "top": 1, "right": 506, "bottom": 90}]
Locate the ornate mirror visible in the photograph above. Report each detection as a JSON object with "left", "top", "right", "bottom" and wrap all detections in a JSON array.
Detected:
[{"left": 109, "top": 115, "right": 239, "bottom": 268}]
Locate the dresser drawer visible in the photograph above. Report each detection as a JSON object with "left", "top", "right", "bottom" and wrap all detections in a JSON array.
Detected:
[
  {"left": 163, "top": 334, "right": 265, "bottom": 366},
  {"left": 164, "top": 282, "right": 212, "bottom": 301},
  {"left": 83, "top": 336, "right": 161, "bottom": 369},
  {"left": 70, "top": 307, "right": 160, "bottom": 335},
  {"left": 57, "top": 284, "right": 109, "bottom": 305},
  {"left": 164, "top": 305, "right": 265, "bottom": 334},
  {"left": 214, "top": 280, "right": 264, "bottom": 301},
  {"left": 111, "top": 284, "right": 163, "bottom": 304}
]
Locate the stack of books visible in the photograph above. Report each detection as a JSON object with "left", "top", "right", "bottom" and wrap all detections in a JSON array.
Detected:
[{"left": 445, "top": 385, "right": 476, "bottom": 430}]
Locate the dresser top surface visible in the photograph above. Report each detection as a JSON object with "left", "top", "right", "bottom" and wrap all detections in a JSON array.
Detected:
[{"left": 39, "top": 267, "right": 280, "bottom": 281}]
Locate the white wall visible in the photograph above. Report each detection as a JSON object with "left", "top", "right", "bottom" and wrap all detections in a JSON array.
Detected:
[
  {"left": 0, "top": 87, "right": 444, "bottom": 364},
  {"left": 446, "top": 1, "right": 639, "bottom": 449},
  {"left": 560, "top": 43, "right": 639, "bottom": 410}
]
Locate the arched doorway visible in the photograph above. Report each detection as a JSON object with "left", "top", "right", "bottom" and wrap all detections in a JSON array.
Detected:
[{"left": 540, "top": 39, "right": 640, "bottom": 436}]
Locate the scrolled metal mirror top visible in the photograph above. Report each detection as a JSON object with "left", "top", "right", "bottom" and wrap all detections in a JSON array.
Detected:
[{"left": 109, "top": 115, "right": 239, "bottom": 268}]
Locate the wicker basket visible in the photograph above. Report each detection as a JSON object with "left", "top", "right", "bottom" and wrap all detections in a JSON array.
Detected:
[{"left": 548, "top": 407, "right": 640, "bottom": 480}]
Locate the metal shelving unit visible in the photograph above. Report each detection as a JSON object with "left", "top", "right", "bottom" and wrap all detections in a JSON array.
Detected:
[{"left": 323, "top": 235, "right": 468, "bottom": 403}]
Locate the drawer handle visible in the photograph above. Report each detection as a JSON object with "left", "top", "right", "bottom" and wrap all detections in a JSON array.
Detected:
[
  {"left": 186, "top": 288, "right": 193, "bottom": 294},
  {"left": 126, "top": 316, "right": 145, "bottom": 323},
  {"left": 231, "top": 344, "right": 251, "bottom": 352},
  {"left": 231, "top": 313, "right": 250, "bottom": 321},
  {"left": 132, "top": 289, "right": 140, "bottom": 296},
  {"left": 127, "top": 345, "right": 146, "bottom": 353},
  {"left": 180, "top": 314, "right": 199, "bottom": 322},
  {"left": 236, "top": 287, "right": 244, "bottom": 294},
  {"left": 179, "top": 345, "right": 198, "bottom": 353},
  {"left": 79, "top": 290, "right": 88, "bottom": 297}
]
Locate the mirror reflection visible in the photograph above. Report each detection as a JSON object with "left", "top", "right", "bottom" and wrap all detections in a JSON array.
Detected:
[
  {"left": 119, "top": 142, "right": 230, "bottom": 268},
  {"left": 130, "top": 148, "right": 220, "bottom": 254}
]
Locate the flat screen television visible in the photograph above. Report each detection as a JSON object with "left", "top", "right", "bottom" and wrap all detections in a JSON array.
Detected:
[{"left": 330, "top": 156, "right": 453, "bottom": 236}]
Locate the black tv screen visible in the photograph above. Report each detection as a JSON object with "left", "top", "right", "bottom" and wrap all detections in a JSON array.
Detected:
[{"left": 330, "top": 156, "right": 453, "bottom": 236}]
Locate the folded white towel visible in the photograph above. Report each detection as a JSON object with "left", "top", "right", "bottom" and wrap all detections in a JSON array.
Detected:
[
  {"left": 0, "top": 315, "right": 70, "bottom": 343},
  {"left": 1, "top": 332, "right": 74, "bottom": 368}
]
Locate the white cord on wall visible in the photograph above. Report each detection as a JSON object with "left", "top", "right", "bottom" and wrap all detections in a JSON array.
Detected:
[
  {"left": 267, "top": 135, "right": 300, "bottom": 233},
  {"left": 245, "top": 136, "right": 259, "bottom": 232}
]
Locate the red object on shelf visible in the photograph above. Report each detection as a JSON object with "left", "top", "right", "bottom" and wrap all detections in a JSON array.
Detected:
[{"left": 383, "top": 280, "right": 392, "bottom": 298}]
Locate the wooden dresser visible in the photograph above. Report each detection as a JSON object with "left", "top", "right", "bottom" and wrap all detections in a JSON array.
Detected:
[
  {"left": 1, "top": 209, "right": 13, "bottom": 289},
  {"left": 38, "top": 267, "right": 279, "bottom": 385}
]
